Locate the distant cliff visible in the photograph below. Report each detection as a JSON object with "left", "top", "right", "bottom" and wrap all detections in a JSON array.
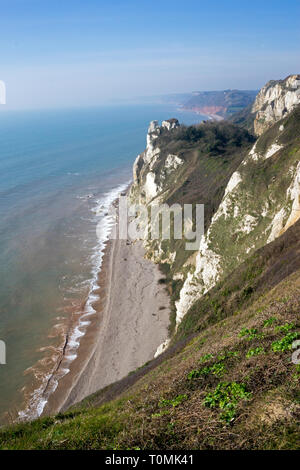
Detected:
[
  {"left": 230, "top": 75, "right": 300, "bottom": 136},
  {"left": 252, "top": 74, "right": 300, "bottom": 135},
  {"left": 182, "top": 89, "right": 258, "bottom": 118}
]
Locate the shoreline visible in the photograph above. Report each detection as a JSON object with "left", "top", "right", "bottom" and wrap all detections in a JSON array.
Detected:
[
  {"left": 43, "top": 213, "right": 171, "bottom": 416},
  {"left": 14, "top": 182, "right": 130, "bottom": 423},
  {"left": 176, "top": 106, "right": 224, "bottom": 122},
  {"left": 42, "top": 238, "right": 113, "bottom": 416}
]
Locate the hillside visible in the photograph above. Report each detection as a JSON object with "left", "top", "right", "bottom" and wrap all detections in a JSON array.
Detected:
[{"left": 1, "top": 75, "right": 299, "bottom": 450}]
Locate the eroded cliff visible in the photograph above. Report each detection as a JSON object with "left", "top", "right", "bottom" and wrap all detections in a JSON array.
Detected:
[
  {"left": 129, "top": 77, "right": 300, "bottom": 337},
  {"left": 253, "top": 74, "right": 300, "bottom": 135}
]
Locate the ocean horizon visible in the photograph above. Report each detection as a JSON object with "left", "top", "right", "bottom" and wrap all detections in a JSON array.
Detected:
[{"left": 0, "top": 103, "right": 206, "bottom": 423}]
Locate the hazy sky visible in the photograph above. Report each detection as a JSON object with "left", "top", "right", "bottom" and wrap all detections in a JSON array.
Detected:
[{"left": 1, "top": 0, "right": 299, "bottom": 109}]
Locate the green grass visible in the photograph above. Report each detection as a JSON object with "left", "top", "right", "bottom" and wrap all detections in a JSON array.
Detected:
[
  {"left": 188, "top": 361, "right": 227, "bottom": 380},
  {"left": 159, "top": 394, "right": 188, "bottom": 409}
]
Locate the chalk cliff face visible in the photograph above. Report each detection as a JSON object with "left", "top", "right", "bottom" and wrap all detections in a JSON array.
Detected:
[
  {"left": 252, "top": 74, "right": 300, "bottom": 135},
  {"left": 176, "top": 106, "right": 300, "bottom": 324},
  {"left": 131, "top": 118, "right": 181, "bottom": 204},
  {"left": 130, "top": 118, "right": 187, "bottom": 267},
  {"left": 130, "top": 77, "right": 300, "bottom": 338}
]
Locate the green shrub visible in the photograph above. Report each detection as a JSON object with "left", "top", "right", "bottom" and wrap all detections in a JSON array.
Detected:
[
  {"left": 263, "top": 317, "right": 277, "bottom": 328},
  {"left": 271, "top": 332, "right": 299, "bottom": 352},
  {"left": 188, "top": 362, "right": 227, "bottom": 380},
  {"left": 275, "top": 323, "right": 295, "bottom": 333},
  {"left": 246, "top": 347, "right": 265, "bottom": 358},
  {"left": 199, "top": 353, "right": 214, "bottom": 363},
  {"left": 239, "top": 328, "right": 263, "bottom": 341},
  {"left": 159, "top": 394, "right": 188, "bottom": 408},
  {"left": 203, "top": 382, "right": 252, "bottom": 423},
  {"left": 217, "top": 350, "right": 239, "bottom": 361}
]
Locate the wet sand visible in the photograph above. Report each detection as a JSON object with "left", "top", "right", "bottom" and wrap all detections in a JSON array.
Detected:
[{"left": 44, "top": 234, "right": 170, "bottom": 414}]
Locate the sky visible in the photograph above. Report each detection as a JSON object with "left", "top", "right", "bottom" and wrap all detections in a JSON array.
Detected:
[{"left": 0, "top": 0, "right": 299, "bottom": 110}]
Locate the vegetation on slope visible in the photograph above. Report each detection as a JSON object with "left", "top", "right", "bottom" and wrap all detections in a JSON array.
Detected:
[
  {"left": 176, "top": 219, "right": 300, "bottom": 342},
  {"left": 228, "top": 103, "right": 256, "bottom": 134},
  {"left": 1, "top": 222, "right": 299, "bottom": 450}
]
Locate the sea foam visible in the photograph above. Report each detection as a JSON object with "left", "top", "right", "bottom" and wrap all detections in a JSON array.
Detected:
[{"left": 18, "top": 180, "right": 130, "bottom": 422}]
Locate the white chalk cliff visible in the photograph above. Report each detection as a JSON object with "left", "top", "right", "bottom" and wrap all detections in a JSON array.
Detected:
[
  {"left": 253, "top": 74, "right": 300, "bottom": 135},
  {"left": 176, "top": 77, "right": 300, "bottom": 325},
  {"left": 130, "top": 118, "right": 180, "bottom": 205}
]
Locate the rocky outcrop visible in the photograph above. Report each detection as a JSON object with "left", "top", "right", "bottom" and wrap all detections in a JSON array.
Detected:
[
  {"left": 253, "top": 74, "right": 300, "bottom": 135},
  {"left": 130, "top": 119, "right": 180, "bottom": 204},
  {"left": 161, "top": 118, "right": 180, "bottom": 131}
]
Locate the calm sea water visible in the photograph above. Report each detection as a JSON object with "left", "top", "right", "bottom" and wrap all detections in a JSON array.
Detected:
[{"left": 0, "top": 104, "right": 205, "bottom": 423}]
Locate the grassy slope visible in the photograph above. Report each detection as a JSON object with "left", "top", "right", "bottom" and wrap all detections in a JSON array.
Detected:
[{"left": 1, "top": 221, "right": 299, "bottom": 450}]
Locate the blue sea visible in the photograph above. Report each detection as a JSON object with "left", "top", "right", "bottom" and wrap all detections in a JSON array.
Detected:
[{"left": 0, "top": 104, "right": 205, "bottom": 423}]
